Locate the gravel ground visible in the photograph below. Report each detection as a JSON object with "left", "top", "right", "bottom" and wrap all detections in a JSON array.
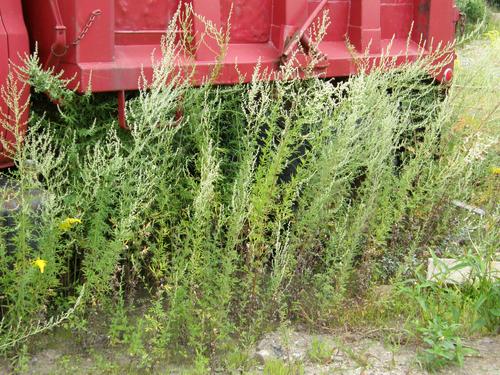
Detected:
[
  {"left": 1, "top": 330, "right": 498, "bottom": 374},
  {"left": 252, "top": 330, "right": 500, "bottom": 375}
]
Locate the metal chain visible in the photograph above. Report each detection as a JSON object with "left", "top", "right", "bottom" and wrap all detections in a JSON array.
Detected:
[{"left": 72, "top": 9, "right": 102, "bottom": 46}]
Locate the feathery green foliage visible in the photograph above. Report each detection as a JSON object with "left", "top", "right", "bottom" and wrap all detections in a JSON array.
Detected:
[{"left": 0, "top": 8, "right": 498, "bottom": 373}]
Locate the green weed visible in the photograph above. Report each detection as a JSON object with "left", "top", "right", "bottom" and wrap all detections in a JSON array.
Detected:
[
  {"left": 263, "top": 358, "right": 304, "bottom": 375},
  {"left": 457, "top": 0, "right": 488, "bottom": 24},
  {"left": 307, "top": 338, "right": 335, "bottom": 365},
  {"left": 0, "top": 7, "right": 497, "bottom": 373},
  {"left": 417, "top": 317, "right": 476, "bottom": 371}
]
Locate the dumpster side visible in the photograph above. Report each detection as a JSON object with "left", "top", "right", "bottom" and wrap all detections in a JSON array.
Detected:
[
  {"left": 22, "top": 0, "right": 459, "bottom": 92},
  {"left": 0, "top": 0, "right": 459, "bottom": 167},
  {"left": 0, "top": 0, "right": 29, "bottom": 168}
]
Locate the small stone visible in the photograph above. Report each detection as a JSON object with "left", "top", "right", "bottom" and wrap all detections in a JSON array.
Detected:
[
  {"left": 255, "top": 349, "right": 274, "bottom": 364},
  {"left": 271, "top": 343, "right": 285, "bottom": 358},
  {"left": 291, "top": 351, "right": 304, "bottom": 361}
]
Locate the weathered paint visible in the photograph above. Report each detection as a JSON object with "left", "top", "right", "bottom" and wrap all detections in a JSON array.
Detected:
[
  {"left": 115, "top": 0, "right": 180, "bottom": 31},
  {"left": 221, "top": 0, "right": 272, "bottom": 43}
]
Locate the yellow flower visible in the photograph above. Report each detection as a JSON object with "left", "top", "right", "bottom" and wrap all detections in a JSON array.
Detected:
[
  {"left": 59, "top": 218, "right": 82, "bottom": 232},
  {"left": 492, "top": 167, "right": 500, "bottom": 175},
  {"left": 33, "top": 258, "right": 47, "bottom": 274},
  {"left": 484, "top": 30, "right": 499, "bottom": 43}
]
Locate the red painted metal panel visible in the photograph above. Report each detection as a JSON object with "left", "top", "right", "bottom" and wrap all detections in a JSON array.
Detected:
[
  {"left": 381, "top": 0, "right": 414, "bottom": 40},
  {"left": 115, "top": 0, "right": 185, "bottom": 46},
  {"left": 193, "top": 0, "right": 222, "bottom": 61},
  {"left": 0, "top": 0, "right": 457, "bottom": 166},
  {"left": 19, "top": 0, "right": 457, "bottom": 93},
  {"left": 348, "top": 0, "right": 382, "bottom": 53},
  {"left": 221, "top": 0, "right": 272, "bottom": 43},
  {"left": 116, "top": 0, "right": 180, "bottom": 31},
  {"left": 413, "top": 0, "right": 430, "bottom": 44},
  {"left": 0, "top": 15, "right": 10, "bottom": 164},
  {"left": 73, "top": 1, "right": 114, "bottom": 63},
  {"left": 273, "top": 0, "right": 309, "bottom": 26},
  {"left": 0, "top": 0, "right": 29, "bottom": 168},
  {"left": 309, "top": 1, "right": 349, "bottom": 42},
  {"left": 428, "top": 0, "right": 455, "bottom": 49},
  {"left": 17, "top": 0, "right": 454, "bottom": 91}
]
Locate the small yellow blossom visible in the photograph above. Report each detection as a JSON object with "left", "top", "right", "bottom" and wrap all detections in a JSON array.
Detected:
[
  {"left": 33, "top": 258, "right": 47, "bottom": 274},
  {"left": 59, "top": 218, "right": 82, "bottom": 232},
  {"left": 492, "top": 167, "right": 500, "bottom": 175},
  {"left": 484, "top": 30, "right": 499, "bottom": 43}
]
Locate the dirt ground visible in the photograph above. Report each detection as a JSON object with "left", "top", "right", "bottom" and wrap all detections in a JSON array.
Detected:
[
  {"left": 0, "top": 329, "right": 499, "bottom": 374},
  {"left": 253, "top": 331, "right": 500, "bottom": 375}
]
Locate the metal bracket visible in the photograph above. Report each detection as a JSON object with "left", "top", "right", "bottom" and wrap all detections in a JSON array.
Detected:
[
  {"left": 45, "top": 0, "right": 67, "bottom": 68},
  {"left": 46, "top": 5, "right": 102, "bottom": 69},
  {"left": 281, "top": 0, "right": 329, "bottom": 65}
]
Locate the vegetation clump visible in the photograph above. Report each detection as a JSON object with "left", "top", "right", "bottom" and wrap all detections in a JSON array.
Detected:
[{"left": 0, "top": 7, "right": 498, "bottom": 373}]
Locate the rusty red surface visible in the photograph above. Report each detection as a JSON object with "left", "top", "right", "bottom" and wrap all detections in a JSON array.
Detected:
[{"left": 1, "top": 0, "right": 459, "bottom": 166}]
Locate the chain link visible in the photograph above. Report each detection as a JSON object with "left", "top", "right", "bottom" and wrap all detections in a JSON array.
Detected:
[{"left": 72, "top": 9, "right": 102, "bottom": 46}]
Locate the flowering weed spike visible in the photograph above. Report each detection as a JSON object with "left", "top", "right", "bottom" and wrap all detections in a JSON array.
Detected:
[
  {"left": 33, "top": 258, "right": 47, "bottom": 274},
  {"left": 59, "top": 218, "right": 82, "bottom": 232}
]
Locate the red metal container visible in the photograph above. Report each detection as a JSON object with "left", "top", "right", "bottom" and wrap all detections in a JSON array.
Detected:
[
  {"left": 23, "top": 0, "right": 459, "bottom": 91},
  {"left": 0, "top": 0, "right": 29, "bottom": 168},
  {"left": 1, "top": 0, "right": 459, "bottom": 165}
]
